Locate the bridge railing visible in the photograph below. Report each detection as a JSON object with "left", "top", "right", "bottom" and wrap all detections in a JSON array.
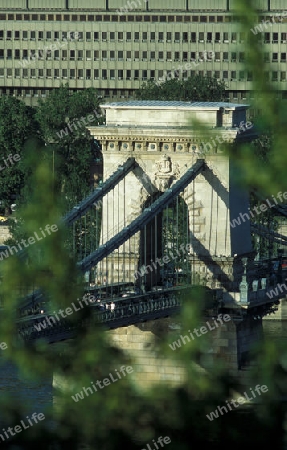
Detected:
[{"left": 17, "top": 289, "right": 184, "bottom": 343}]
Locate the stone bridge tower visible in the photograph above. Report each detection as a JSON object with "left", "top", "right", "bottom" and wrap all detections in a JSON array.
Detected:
[{"left": 88, "top": 101, "right": 256, "bottom": 290}]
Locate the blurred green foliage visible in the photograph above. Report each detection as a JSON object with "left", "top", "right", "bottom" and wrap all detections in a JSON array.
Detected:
[{"left": 0, "top": 0, "right": 287, "bottom": 449}]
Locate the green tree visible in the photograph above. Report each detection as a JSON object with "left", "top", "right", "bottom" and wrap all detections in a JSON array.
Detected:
[
  {"left": 136, "top": 75, "right": 227, "bottom": 102},
  {"left": 0, "top": 96, "right": 37, "bottom": 212},
  {"left": 35, "top": 84, "right": 104, "bottom": 209}
]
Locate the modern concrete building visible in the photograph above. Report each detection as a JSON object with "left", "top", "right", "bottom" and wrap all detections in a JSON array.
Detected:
[{"left": 0, "top": 0, "right": 286, "bottom": 105}]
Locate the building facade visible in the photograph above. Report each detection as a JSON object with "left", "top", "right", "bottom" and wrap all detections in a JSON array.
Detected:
[{"left": 0, "top": 0, "right": 286, "bottom": 105}]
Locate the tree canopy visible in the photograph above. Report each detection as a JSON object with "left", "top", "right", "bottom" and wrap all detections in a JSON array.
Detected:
[{"left": 136, "top": 75, "right": 227, "bottom": 102}]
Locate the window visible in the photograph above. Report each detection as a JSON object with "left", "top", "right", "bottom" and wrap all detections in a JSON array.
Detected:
[
  {"left": 126, "top": 70, "right": 131, "bottom": 80},
  {"left": 94, "top": 69, "right": 99, "bottom": 79},
  {"left": 273, "top": 32, "right": 278, "bottom": 43},
  {"left": 7, "top": 49, "right": 12, "bottom": 59},
  {"left": 191, "top": 51, "right": 196, "bottom": 60},
  {"left": 94, "top": 50, "right": 99, "bottom": 60},
  {"left": 127, "top": 51, "right": 131, "bottom": 60},
  {"left": 215, "top": 52, "right": 220, "bottom": 61},
  {"left": 174, "top": 52, "right": 180, "bottom": 61},
  {"left": 23, "top": 31, "right": 28, "bottom": 40},
  {"left": 151, "top": 32, "right": 155, "bottom": 42},
  {"left": 207, "top": 32, "right": 212, "bottom": 43},
  {"left": 15, "top": 68, "right": 20, "bottom": 78},
  {"left": 272, "top": 53, "right": 278, "bottom": 62},
  {"left": 54, "top": 32, "right": 59, "bottom": 40},
  {"left": 209, "top": 16, "right": 215, "bottom": 22},
  {"left": 102, "top": 51, "right": 107, "bottom": 60},
  {"left": 15, "top": 31, "right": 20, "bottom": 40},
  {"left": 134, "top": 50, "right": 139, "bottom": 60},
  {"left": 46, "top": 31, "right": 51, "bottom": 40},
  {"left": 167, "top": 32, "right": 171, "bottom": 42},
  {"left": 142, "top": 51, "right": 147, "bottom": 61},
  {"left": 223, "top": 52, "right": 228, "bottom": 61},
  {"left": 272, "top": 71, "right": 278, "bottom": 81},
  {"left": 0, "top": 68, "right": 4, "bottom": 78},
  {"left": 214, "top": 71, "right": 220, "bottom": 79},
  {"left": 150, "top": 70, "right": 155, "bottom": 80},
  {"left": 118, "top": 51, "right": 123, "bottom": 60},
  {"left": 47, "top": 69, "right": 52, "bottom": 78},
  {"left": 159, "top": 51, "right": 164, "bottom": 61},
  {"left": 239, "top": 70, "right": 245, "bottom": 80},
  {"left": 39, "top": 69, "right": 44, "bottom": 78},
  {"left": 127, "top": 32, "right": 131, "bottom": 41},
  {"left": 62, "top": 50, "right": 67, "bottom": 60},
  {"left": 215, "top": 32, "right": 220, "bottom": 42},
  {"left": 264, "top": 52, "right": 269, "bottom": 62},
  {"left": 69, "top": 69, "right": 75, "bottom": 79},
  {"left": 247, "top": 71, "right": 253, "bottom": 81},
  {"left": 31, "top": 68, "right": 36, "bottom": 78},
  {"left": 239, "top": 52, "right": 245, "bottom": 62},
  {"left": 183, "top": 32, "right": 188, "bottom": 43},
  {"left": 199, "top": 32, "right": 204, "bottom": 42},
  {"left": 183, "top": 52, "right": 188, "bottom": 61},
  {"left": 239, "top": 32, "right": 245, "bottom": 42},
  {"left": 150, "top": 51, "right": 155, "bottom": 61},
  {"left": 118, "top": 70, "right": 123, "bottom": 80},
  {"left": 174, "top": 32, "right": 180, "bottom": 42},
  {"left": 86, "top": 69, "right": 91, "bottom": 79},
  {"left": 231, "top": 32, "right": 237, "bottom": 42},
  {"left": 86, "top": 50, "right": 91, "bottom": 60},
  {"left": 231, "top": 52, "right": 236, "bottom": 62},
  {"left": 15, "top": 49, "right": 20, "bottom": 59},
  {"left": 70, "top": 50, "right": 75, "bottom": 60},
  {"left": 223, "top": 32, "right": 229, "bottom": 42},
  {"left": 38, "top": 31, "right": 43, "bottom": 40},
  {"left": 191, "top": 32, "right": 196, "bottom": 43},
  {"left": 281, "top": 33, "right": 287, "bottom": 43},
  {"left": 54, "top": 50, "right": 59, "bottom": 60},
  {"left": 7, "top": 68, "right": 12, "bottom": 78},
  {"left": 7, "top": 30, "right": 12, "bottom": 40},
  {"left": 142, "top": 70, "right": 147, "bottom": 80},
  {"left": 281, "top": 72, "right": 286, "bottom": 81},
  {"left": 110, "top": 32, "right": 115, "bottom": 41},
  {"left": 86, "top": 32, "right": 91, "bottom": 41},
  {"left": 281, "top": 53, "right": 286, "bottom": 62},
  {"left": 143, "top": 32, "right": 148, "bottom": 41},
  {"left": 102, "top": 32, "right": 107, "bottom": 41},
  {"left": 231, "top": 71, "right": 236, "bottom": 80},
  {"left": 0, "top": 50, "right": 3, "bottom": 59},
  {"left": 264, "top": 32, "right": 270, "bottom": 43},
  {"left": 78, "top": 69, "right": 83, "bottom": 79},
  {"left": 166, "top": 51, "right": 172, "bottom": 61},
  {"left": 134, "top": 70, "right": 139, "bottom": 80},
  {"left": 62, "top": 69, "right": 67, "bottom": 78},
  {"left": 23, "top": 69, "right": 28, "bottom": 78},
  {"left": 134, "top": 32, "right": 139, "bottom": 41},
  {"left": 110, "top": 51, "right": 115, "bottom": 60}
]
